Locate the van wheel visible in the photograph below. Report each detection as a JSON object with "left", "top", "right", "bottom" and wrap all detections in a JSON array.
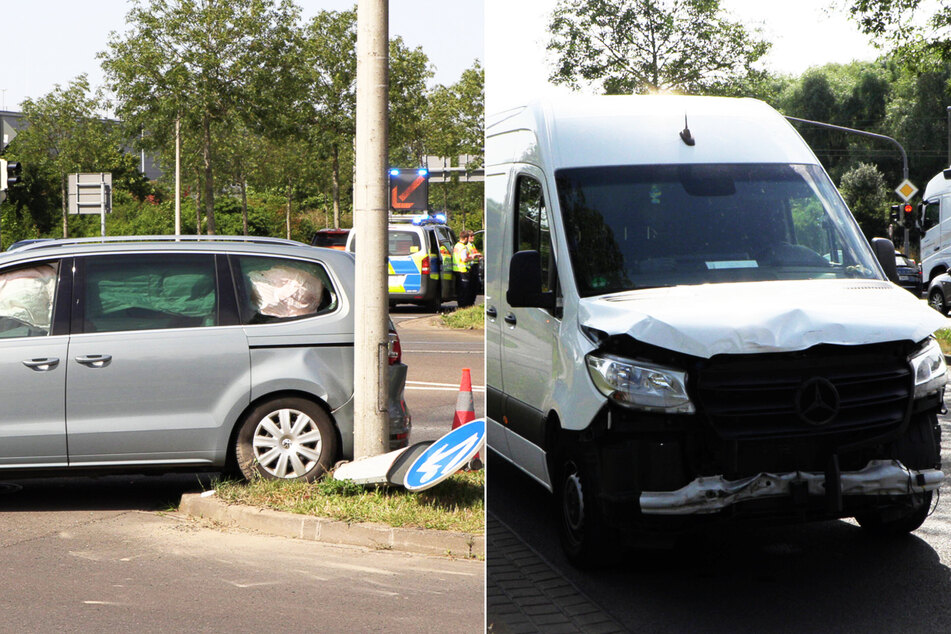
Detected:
[
  {"left": 928, "top": 289, "right": 947, "bottom": 315},
  {"left": 235, "top": 397, "right": 337, "bottom": 482},
  {"left": 855, "top": 413, "right": 939, "bottom": 536},
  {"left": 557, "top": 445, "right": 611, "bottom": 567}
]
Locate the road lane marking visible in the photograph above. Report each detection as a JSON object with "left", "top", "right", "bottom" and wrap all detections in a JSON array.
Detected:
[{"left": 406, "top": 380, "right": 485, "bottom": 392}]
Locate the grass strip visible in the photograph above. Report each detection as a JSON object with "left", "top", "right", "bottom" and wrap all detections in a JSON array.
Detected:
[
  {"left": 214, "top": 468, "right": 484, "bottom": 534},
  {"left": 440, "top": 304, "right": 484, "bottom": 330},
  {"left": 935, "top": 328, "right": 951, "bottom": 356}
]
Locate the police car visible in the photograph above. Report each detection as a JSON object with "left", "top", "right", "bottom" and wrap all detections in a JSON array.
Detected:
[{"left": 346, "top": 213, "right": 457, "bottom": 309}]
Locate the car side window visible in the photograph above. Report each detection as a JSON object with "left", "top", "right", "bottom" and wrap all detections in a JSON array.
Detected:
[
  {"left": 83, "top": 254, "right": 218, "bottom": 333},
  {"left": 233, "top": 255, "right": 337, "bottom": 324},
  {"left": 0, "top": 261, "right": 58, "bottom": 339},
  {"left": 515, "top": 175, "right": 555, "bottom": 293}
]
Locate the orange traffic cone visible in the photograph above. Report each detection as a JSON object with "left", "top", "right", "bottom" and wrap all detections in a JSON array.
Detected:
[
  {"left": 452, "top": 368, "right": 476, "bottom": 430},
  {"left": 452, "top": 368, "right": 482, "bottom": 470}
]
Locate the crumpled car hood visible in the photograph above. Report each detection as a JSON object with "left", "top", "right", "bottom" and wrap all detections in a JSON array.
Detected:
[{"left": 578, "top": 279, "right": 948, "bottom": 359}]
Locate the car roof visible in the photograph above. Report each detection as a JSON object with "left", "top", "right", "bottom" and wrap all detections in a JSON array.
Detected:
[{"left": 0, "top": 235, "right": 355, "bottom": 267}]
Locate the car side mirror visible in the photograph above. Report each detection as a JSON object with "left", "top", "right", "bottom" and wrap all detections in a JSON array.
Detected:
[
  {"left": 871, "top": 237, "right": 899, "bottom": 284},
  {"left": 507, "top": 250, "right": 555, "bottom": 310}
]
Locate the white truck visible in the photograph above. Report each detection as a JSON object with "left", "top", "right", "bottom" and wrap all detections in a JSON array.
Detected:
[
  {"left": 486, "top": 95, "right": 948, "bottom": 567},
  {"left": 920, "top": 169, "right": 951, "bottom": 283}
]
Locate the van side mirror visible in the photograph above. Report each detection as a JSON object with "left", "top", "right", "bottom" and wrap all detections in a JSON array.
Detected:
[
  {"left": 871, "top": 237, "right": 899, "bottom": 284},
  {"left": 507, "top": 250, "right": 555, "bottom": 310}
]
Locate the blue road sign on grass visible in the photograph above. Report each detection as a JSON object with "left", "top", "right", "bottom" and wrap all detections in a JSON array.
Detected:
[{"left": 404, "top": 419, "right": 485, "bottom": 491}]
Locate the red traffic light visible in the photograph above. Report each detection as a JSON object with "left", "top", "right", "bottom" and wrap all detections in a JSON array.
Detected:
[{"left": 903, "top": 203, "right": 913, "bottom": 214}]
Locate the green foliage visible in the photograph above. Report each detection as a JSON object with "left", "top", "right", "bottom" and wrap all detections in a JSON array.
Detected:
[
  {"left": 839, "top": 163, "right": 890, "bottom": 240},
  {"left": 3, "top": 4, "right": 484, "bottom": 245},
  {"left": 3, "top": 75, "right": 120, "bottom": 239},
  {"left": 547, "top": 0, "right": 770, "bottom": 95},
  {"left": 848, "top": 1, "right": 951, "bottom": 64}
]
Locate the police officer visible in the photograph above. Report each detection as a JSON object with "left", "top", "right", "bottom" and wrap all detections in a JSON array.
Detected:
[
  {"left": 465, "top": 231, "right": 482, "bottom": 296},
  {"left": 453, "top": 231, "right": 472, "bottom": 307}
]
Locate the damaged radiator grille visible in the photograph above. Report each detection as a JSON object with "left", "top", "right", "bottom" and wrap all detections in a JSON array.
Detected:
[{"left": 694, "top": 347, "right": 911, "bottom": 440}]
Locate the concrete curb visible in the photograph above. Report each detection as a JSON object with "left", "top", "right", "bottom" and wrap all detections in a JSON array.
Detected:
[{"left": 179, "top": 493, "right": 484, "bottom": 559}]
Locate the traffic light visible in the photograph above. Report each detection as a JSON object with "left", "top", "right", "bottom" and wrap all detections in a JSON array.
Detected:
[
  {"left": 0, "top": 159, "right": 21, "bottom": 191},
  {"left": 902, "top": 202, "right": 915, "bottom": 228},
  {"left": 890, "top": 204, "right": 900, "bottom": 224}
]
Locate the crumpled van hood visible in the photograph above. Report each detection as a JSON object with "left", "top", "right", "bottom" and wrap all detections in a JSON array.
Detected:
[{"left": 578, "top": 279, "right": 948, "bottom": 359}]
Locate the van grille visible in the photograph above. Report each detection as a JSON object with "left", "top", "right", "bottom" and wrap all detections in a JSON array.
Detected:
[{"left": 694, "top": 346, "right": 911, "bottom": 441}]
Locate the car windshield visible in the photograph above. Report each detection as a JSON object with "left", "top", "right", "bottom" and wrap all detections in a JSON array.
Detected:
[{"left": 555, "top": 163, "right": 882, "bottom": 296}]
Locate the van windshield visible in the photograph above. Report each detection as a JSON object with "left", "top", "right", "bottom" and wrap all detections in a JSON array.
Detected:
[{"left": 555, "top": 163, "right": 882, "bottom": 296}]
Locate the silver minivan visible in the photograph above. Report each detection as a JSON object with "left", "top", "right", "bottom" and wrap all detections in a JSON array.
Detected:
[
  {"left": 486, "top": 96, "right": 948, "bottom": 566},
  {"left": 0, "top": 236, "right": 409, "bottom": 482}
]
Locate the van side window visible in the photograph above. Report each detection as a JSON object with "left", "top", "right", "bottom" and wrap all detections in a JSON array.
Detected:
[
  {"left": 0, "top": 261, "right": 58, "bottom": 338},
  {"left": 83, "top": 254, "right": 217, "bottom": 333},
  {"left": 515, "top": 175, "right": 555, "bottom": 293},
  {"left": 923, "top": 200, "right": 940, "bottom": 232},
  {"left": 233, "top": 255, "right": 337, "bottom": 324}
]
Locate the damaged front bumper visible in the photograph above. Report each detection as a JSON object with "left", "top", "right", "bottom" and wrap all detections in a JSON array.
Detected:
[{"left": 640, "top": 459, "right": 944, "bottom": 515}]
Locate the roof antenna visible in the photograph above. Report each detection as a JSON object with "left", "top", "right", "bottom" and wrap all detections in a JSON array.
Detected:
[{"left": 679, "top": 114, "right": 695, "bottom": 146}]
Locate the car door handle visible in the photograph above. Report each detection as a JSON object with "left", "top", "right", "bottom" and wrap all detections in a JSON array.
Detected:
[
  {"left": 75, "top": 354, "right": 112, "bottom": 368},
  {"left": 504, "top": 313, "right": 517, "bottom": 326},
  {"left": 23, "top": 357, "right": 59, "bottom": 371},
  {"left": 486, "top": 306, "right": 498, "bottom": 319}
]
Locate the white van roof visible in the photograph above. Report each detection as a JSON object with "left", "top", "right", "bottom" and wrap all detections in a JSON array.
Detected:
[{"left": 487, "top": 95, "right": 819, "bottom": 171}]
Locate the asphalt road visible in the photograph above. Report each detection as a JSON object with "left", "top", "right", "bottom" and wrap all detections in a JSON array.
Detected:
[
  {"left": 487, "top": 411, "right": 951, "bottom": 632},
  {"left": 0, "top": 473, "right": 484, "bottom": 632},
  {"left": 391, "top": 302, "right": 485, "bottom": 444},
  {"left": 0, "top": 311, "right": 487, "bottom": 632}
]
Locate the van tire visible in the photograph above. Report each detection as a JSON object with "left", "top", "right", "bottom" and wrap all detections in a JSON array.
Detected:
[
  {"left": 855, "top": 413, "right": 939, "bottom": 536},
  {"left": 235, "top": 397, "right": 337, "bottom": 483},
  {"left": 556, "top": 443, "right": 612, "bottom": 568}
]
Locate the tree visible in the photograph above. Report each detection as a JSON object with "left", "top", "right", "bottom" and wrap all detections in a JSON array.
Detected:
[
  {"left": 848, "top": 1, "right": 951, "bottom": 62},
  {"left": 6, "top": 76, "right": 119, "bottom": 238},
  {"left": 547, "top": 0, "right": 769, "bottom": 95},
  {"left": 388, "top": 37, "right": 434, "bottom": 165},
  {"left": 839, "top": 163, "right": 890, "bottom": 240},
  {"left": 100, "top": 0, "right": 301, "bottom": 234},
  {"left": 300, "top": 8, "right": 356, "bottom": 229}
]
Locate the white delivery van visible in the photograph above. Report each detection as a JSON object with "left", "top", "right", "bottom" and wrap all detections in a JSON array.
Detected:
[{"left": 485, "top": 96, "right": 949, "bottom": 567}]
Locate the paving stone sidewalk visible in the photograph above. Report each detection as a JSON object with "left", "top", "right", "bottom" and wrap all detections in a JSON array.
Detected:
[{"left": 487, "top": 513, "right": 627, "bottom": 633}]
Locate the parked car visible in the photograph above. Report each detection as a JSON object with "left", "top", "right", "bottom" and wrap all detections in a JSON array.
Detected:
[
  {"left": 927, "top": 272, "right": 951, "bottom": 315},
  {"left": 6, "top": 239, "right": 53, "bottom": 251},
  {"left": 346, "top": 215, "right": 457, "bottom": 310},
  {"left": 895, "top": 251, "right": 923, "bottom": 296},
  {"left": 0, "top": 235, "right": 410, "bottom": 482},
  {"left": 311, "top": 228, "right": 350, "bottom": 251}
]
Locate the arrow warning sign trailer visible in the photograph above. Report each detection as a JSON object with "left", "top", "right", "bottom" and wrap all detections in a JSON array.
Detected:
[{"left": 389, "top": 168, "right": 429, "bottom": 212}]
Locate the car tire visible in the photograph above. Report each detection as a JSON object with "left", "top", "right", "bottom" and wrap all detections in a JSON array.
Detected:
[
  {"left": 235, "top": 397, "right": 337, "bottom": 482},
  {"left": 855, "top": 413, "right": 939, "bottom": 536},
  {"left": 928, "top": 289, "right": 947, "bottom": 315},
  {"left": 556, "top": 443, "right": 613, "bottom": 568}
]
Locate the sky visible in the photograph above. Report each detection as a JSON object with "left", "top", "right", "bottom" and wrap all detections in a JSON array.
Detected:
[
  {"left": 1, "top": 0, "right": 484, "bottom": 113},
  {"left": 485, "top": 0, "right": 887, "bottom": 113}
]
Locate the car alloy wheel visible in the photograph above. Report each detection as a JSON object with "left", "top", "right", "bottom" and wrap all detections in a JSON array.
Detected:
[
  {"left": 235, "top": 397, "right": 337, "bottom": 482},
  {"left": 252, "top": 408, "right": 323, "bottom": 479},
  {"left": 929, "top": 290, "right": 945, "bottom": 314}
]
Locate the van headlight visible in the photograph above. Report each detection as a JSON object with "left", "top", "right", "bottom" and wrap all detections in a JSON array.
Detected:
[
  {"left": 585, "top": 353, "right": 695, "bottom": 413},
  {"left": 910, "top": 337, "right": 948, "bottom": 399}
]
